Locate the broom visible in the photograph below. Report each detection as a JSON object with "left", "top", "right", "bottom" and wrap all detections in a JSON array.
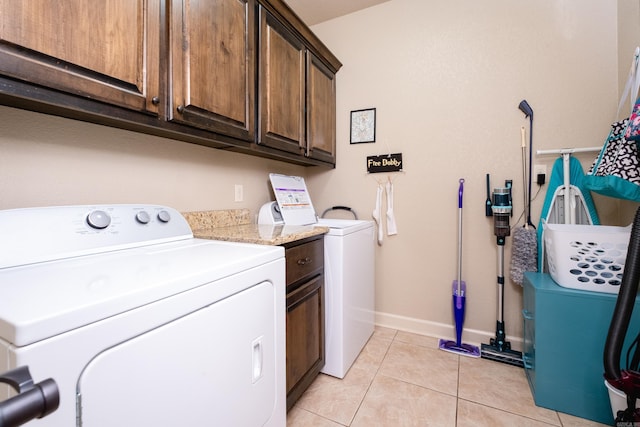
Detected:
[{"left": 510, "top": 101, "right": 538, "bottom": 285}]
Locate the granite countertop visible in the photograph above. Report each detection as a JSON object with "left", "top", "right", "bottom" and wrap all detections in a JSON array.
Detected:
[
  {"left": 182, "top": 208, "right": 328, "bottom": 246},
  {"left": 192, "top": 223, "right": 329, "bottom": 245}
]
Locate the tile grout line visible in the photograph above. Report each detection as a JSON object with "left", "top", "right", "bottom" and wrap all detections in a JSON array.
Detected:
[
  {"left": 344, "top": 330, "right": 399, "bottom": 426},
  {"left": 455, "top": 354, "right": 461, "bottom": 426},
  {"left": 291, "top": 328, "right": 607, "bottom": 427},
  {"left": 290, "top": 328, "right": 595, "bottom": 427},
  {"left": 455, "top": 356, "right": 565, "bottom": 427}
]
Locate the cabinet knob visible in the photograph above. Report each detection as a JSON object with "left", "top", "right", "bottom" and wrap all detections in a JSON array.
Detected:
[
  {"left": 151, "top": 96, "right": 160, "bottom": 105},
  {"left": 177, "top": 105, "right": 184, "bottom": 114},
  {"left": 297, "top": 257, "right": 312, "bottom": 266}
]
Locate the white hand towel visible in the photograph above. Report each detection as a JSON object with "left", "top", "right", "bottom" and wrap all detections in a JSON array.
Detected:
[
  {"left": 372, "top": 184, "right": 384, "bottom": 245},
  {"left": 386, "top": 181, "right": 398, "bottom": 235}
]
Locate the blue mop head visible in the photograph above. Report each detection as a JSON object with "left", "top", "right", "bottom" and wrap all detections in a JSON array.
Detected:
[{"left": 439, "top": 339, "right": 481, "bottom": 358}]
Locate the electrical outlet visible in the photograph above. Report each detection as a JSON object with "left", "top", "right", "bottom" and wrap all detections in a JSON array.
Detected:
[
  {"left": 234, "top": 184, "right": 243, "bottom": 202},
  {"left": 534, "top": 164, "right": 546, "bottom": 185}
]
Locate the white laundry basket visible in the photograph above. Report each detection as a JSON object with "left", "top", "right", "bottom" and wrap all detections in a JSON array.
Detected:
[{"left": 544, "top": 222, "right": 631, "bottom": 294}]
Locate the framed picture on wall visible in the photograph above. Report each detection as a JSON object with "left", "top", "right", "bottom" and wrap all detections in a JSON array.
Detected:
[{"left": 350, "top": 108, "right": 376, "bottom": 143}]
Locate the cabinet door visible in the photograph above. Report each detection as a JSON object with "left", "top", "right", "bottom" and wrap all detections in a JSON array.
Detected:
[
  {"left": 258, "top": 7, "right": 305, "bottom": 155},
  {"left": 170, "top": 0, "right": 255, "bottom": 141},
  {"left": 0, "top": 0, "right": 160, "bottom": 114},
  {"left": 286, "top": 274, "right": 324, "bottom": 407},
  {"left": 307, "top": 53, "right": 336, "bottom": 164}
]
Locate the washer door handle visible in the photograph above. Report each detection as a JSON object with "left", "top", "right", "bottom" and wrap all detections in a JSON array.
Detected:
[{"left": 252, "top": 337, "right": 263, "bottom": 383}]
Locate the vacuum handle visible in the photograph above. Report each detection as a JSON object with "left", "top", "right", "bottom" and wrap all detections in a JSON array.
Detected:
[
  {"left": 458, "top": 179, "right": 464, "bottom": 209},
  {"left": 518, "top": 99, "right": 533, "bottom": 119}
]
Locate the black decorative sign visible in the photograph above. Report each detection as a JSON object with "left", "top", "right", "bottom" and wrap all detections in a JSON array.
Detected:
[{"left": 367, "top": 153, "right": 403, "bottom": 173}]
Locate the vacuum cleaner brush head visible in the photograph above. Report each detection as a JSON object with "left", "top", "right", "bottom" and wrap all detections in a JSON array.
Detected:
[{"left": 481, "top": 343, "right": 524, "bottom": 368}]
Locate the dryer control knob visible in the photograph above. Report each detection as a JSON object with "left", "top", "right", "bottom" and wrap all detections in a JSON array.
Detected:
[
  {"left": 86, "top": 210, "right": 111, "bottom": 229},
  {"left": 136, "top": 211, "right": 151, "bottom": 224},
  {"left": 157, "top": 210, "right": 171, "bottom": 223}
]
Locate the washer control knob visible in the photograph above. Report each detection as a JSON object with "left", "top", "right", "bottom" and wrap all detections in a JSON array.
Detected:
[
  {"left": 136, "top": 211, "right": 151, "bottom": 224},
  {"left": 86, "top": 210, "right": 111, "bottom": 229},
  {"left": 157, "top": 210, "right": 171, "bottom": 223}
]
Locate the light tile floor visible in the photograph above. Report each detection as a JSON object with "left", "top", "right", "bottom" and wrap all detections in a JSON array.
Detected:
[{"left": 287, "top": 327, "right": 611, "bottom": 427}]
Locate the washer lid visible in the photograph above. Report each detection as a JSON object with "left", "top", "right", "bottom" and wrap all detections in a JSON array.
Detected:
[
  {"left": 0, "top": 239, "right": 283, "bottom": 347},
  {"left": 316, "top": 219, "right": 374, "bottom": 236}
]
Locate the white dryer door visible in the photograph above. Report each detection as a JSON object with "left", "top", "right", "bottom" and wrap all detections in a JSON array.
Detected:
[{"left": 77, "top": 281, "right": 277, "bottom": 426}]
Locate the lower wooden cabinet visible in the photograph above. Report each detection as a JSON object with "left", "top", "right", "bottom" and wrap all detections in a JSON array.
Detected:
[{"left": 284, "top": 236, "right": 324, "bottom": 410}]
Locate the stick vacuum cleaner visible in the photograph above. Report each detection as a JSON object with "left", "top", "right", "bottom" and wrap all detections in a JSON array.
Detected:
[{"left": 481, "top": 181, "right": 524, "bottom": 367}]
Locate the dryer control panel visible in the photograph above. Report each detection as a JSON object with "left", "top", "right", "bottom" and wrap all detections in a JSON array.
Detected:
[{"left": 0, "top": 204, "right": 193, "bottom": 268}]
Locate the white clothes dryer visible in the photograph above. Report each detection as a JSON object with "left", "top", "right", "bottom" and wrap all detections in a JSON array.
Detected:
[{"left": 0, "top": 204, "right": 286, "bottom": 427}]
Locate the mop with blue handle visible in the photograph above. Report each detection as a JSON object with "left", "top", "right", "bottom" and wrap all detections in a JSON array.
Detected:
[{"left": 439, "top": 179, "right": 481, "bottom": 357}]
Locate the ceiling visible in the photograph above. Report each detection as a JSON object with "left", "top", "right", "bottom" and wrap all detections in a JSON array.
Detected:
[{"left": 285, "top": 0, "right": 390, "bottom": 26}]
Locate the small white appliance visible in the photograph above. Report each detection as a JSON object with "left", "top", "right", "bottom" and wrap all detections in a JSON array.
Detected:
[
  {"left": 262, "top": 174, "right": 375, "bottom": 378},
  {"left": 258, "top": 201, "right": 284, "bottom": 225},
  {"left": 0, "top": 204, "right": 286, "bottom": 426}
]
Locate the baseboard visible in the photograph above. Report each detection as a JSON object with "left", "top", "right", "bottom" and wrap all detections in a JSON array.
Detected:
[{"left": 374, "top": 311, "right": 523, "bottom": 352}]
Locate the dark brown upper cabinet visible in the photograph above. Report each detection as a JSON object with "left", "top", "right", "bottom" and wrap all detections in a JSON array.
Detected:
[
  {"left": 258, "top": 6, "right": 337, "bottom": 164},
  {"left": 0, "top": 0, "right": 341, "bottom": 167},
  {"left": 169, "top": 0, "right": 256, "bottom": 142},
  {"left": 258, "top": 10, "right": 305, "bottom": 154},
  {"left": 0, "top": 0, "right": 160, "bottom": 115},
  {"left": 307, "top": 53, "right": 336, "bottom": 164}
]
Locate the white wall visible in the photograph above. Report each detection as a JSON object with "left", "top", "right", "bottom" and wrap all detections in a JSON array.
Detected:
[
  {"left": 306, "top": 0, "right": 625, "bottom": 345},
  {"left": 0, "top": 107, "right": 304, "bottom": 212}
]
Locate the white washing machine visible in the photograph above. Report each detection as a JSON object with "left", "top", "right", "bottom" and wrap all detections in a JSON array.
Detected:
[
  {"left": 317, "top": 218, "right": 375, "bottom": 379},
  {"left": 0, "top": 204, "right": 285, "bottom": 427},
  {"left": 263, "top": 174, "right": 376, "bottom": 379}
]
